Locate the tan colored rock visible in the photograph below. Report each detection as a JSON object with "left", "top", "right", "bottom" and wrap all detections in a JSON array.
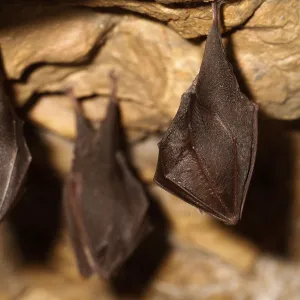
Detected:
[
  {"left": 33, "top": 220, "right": 246, "bottom": 300},
  {"left": 0, "top": 0, "right": 298, "bottom": 144},
  {"left": 247, "top": 257, "right": 300, "bottom": 299},
  {"left": 0, "top": 0, "right": 297, "bottom": 145},
  {"left": 10, "top": 14, "right": 201, "bottom": 140},
  {"left": 155, "top": 0, "right": 210, "bottom": 3},
  {"left": 0, "top": 2, "right": 298, "bottom": 296},
  {"left": 147, "top": 248, "right": 243, "bottom": 300},
  {"left": 132, "top": 136, "right": 160, "bottom": 182},
  {"left": 2, "top": 231, "right": 300, "bottom": 299},
  {"left": 71, "top": 0, "right": 263, "bottom": 38},
  {"left": 0, "top": 6, "right": 119, "bottom": 80},
  {"left": 38, "top": 131, "right": 73, "bottom": 177},
  {"left": 17, "top": 289, "right": 61, "bottom": 300},
  {"left": 49, "top": 231, "right": 88, "bottom": 281},
  {"left": 16, "top": 266, "right": 113, "bottom": 300},
  {"left": 0, "top": 223, "right": 25, "bottom": 300},
  {"left": 233, "top": 0, "right": 300, "bottom": 119},
  {"left": 150, "top": 186, "right": 259, "bottom": 272}
]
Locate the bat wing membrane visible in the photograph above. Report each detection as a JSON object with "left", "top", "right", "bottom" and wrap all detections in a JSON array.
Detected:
[
  {"left": 154, "top": 13, "right": 258, "bottom": 225},
  {"left": 196, "top": 22, "right": 258, "bottom": 216},
  {"left": 115, "top": 151, "right": 150, "bottom": 248},
  {"left": 64, "top": 174, "right": 96, "bottom": 277},
  {"left": 0, "top": 119, "right": 31, "bottom": 220},
  {"left": 0, "top": 58, "right": 31, "bottom": 221},
  {"left": 66, "top": 90, "right": 150, "bottom": 279}
]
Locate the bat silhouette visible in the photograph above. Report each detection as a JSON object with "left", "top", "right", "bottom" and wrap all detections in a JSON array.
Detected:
[
  {"left": 0, "top": 51, "right": 31, "bottom": 222},
  {"left": 154, "top": 0, "right": 258, "bottom": 225},
  {"left": 64, "top": 74, "right": 151, "bottom": 279}
]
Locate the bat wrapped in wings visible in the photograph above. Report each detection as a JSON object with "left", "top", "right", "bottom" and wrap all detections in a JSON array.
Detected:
[
  {"left": 154, "top": 0, "right": 258, "bottom": 225},
  {"left": 64, "top": 75, "right": 151, "bottom": 279},
  {"left": 0, "top": 51, "right": 31, "bottom": 222}
]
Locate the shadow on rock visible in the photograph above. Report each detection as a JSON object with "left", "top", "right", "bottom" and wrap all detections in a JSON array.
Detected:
[
  {"left": 222, "top": 29, "right": 297, "bottom": 257},
  {"left": 109, "top": 104, "right": 171, "bottom": 297},
  {"left": 110, "top": 188, "right": 171, "bottom": 297},
  {"left": 230, "top": 115, "right": 297, "bottom": 257},
  {"left": 8, "top": 122, "right": 63, "bottom": 263}
]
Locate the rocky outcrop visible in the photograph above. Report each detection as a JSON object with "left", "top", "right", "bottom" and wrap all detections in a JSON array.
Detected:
[{"left": 0, "top": 1, "right": 299, "bottom": 298}]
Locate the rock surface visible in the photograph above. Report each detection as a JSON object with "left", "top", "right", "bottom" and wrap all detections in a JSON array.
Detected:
[
  {"left": 0, "top": 0, "right": 299, "bottom": 299},
  {"left": 236, "top": 0, "right": 300, "bottom": 119},
  {"left": 69, "top": 0, "right": 263, "bottom": 38},
  {"left": 0, "top": 0, "right": 298, "bottom": 144}
]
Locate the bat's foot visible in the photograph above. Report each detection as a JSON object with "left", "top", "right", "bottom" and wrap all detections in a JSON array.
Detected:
[
  {"left": 109, "top": 70, "right": 119, "bottom": 103},
  {"left": 64, "top": 88, "right": 84, "bottom": 115},
  {"left": 212, "top": 0, "right": 228, "bottom": 31}
]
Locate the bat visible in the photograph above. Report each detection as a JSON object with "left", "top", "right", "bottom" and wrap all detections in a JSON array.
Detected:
[
  {"left": 0, "top": 50, "right": 31, "bottom": 222},
  {"left": 64, "top": 74, "right": 151, "bottom": 279},
  {"left": 154, "top": 0, "right": 258, "bottom": 225}
]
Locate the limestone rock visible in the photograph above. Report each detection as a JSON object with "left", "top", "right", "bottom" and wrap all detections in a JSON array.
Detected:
[
  {"left": 0, "top": 1, "right": 299, "bottom": 299},
  {"left": 150, "top": 186, "right": 259, "bottom": 272},
  {"left": 147, "top": 248, "right": 244, "bottom": 300},
  {"left": 132, "top": 136, "right": 161, "bottom": 182},
  {"left": 38, "top": 131, "right": 73, "bottom": 177},
  {"left": 70, "top": 0, "right": 263, "bottom": 39},
  {"left": 7, "top": 12, "right": 201, "bottom": 140},
  {"left": 0, "top": 0, "right": 298, "bottom": 145},
  {"left": 155, "top": 0, "right": 210, "bottom": 3},
  {"left": 0, "top": 6, "right": 119, "bottom": 80},
  {"left": 233, "top": 0, "right": 300, "bottom": 119},
  {"left": 17, "top": 289, "right": 61, "bottom": 300}
]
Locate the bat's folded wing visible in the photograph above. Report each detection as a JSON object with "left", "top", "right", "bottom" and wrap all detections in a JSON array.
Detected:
[
  {"left": 154, "top": 90, "right": 240, "bottom": 224},
  {"left": 98, "top": 152, "right": 151, "bottom": 277},
  {"left": 195, "top": 21, "right": 259, "bottom": 221},
  {"left": 0, "top": 66, "right": 31, "bottom": 221},
  {"left": 116, "top": 151, "right": 150, "bottom": 241},
  {"left": 154, "top": 5, "right": 258, "bottom": 226},
  {"left": 64, "top": 174, "right": 96, "bottom": 278}
]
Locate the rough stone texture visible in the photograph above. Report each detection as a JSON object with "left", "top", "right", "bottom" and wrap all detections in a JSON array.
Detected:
[
  {"left": 5, "top": 9, "right": 202, "bottom": 140},
  {"left": 0, "top": 6, "right": 118, "bottom": 80},
  {"left": 0, "top": 0, "right": 299, "bottom": 299},
  {"left": 69, "top": 0, "right": 263, "bottom": 39},
  {"left": 155, "top": 0, "right": 211, "bottom": 3},
  {"left": 235, "top": 0, "right": 300, "bottom": 119},
  {"left": 150, "top": 186, "right": 259, "bottom": 271},
  {"left": 0, "top": 0, "right": 298, "bottom": 144},
  {"left": 1, "top": 219, "right": 300, "bottom": 299}
]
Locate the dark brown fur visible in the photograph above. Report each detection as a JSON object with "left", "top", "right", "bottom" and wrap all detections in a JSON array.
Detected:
[
  {"left": 64, "top": 77, "right": 150, "bottom": 279},
  {"left": 0, "top": 51, "right": 31, "bottom": 221},
  {"left": 154, "top": 1, "right": 258, "bottom": 225}
]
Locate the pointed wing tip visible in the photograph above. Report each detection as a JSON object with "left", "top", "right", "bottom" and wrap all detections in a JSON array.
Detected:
[
  {"left": 154, "top": 150, "right": 243, "bottom": 225},
  {"left": 222, "top": 214, "right": 240, "bottom": 225},
  {"left": 199, "top": 209, "right": 240, "bottom": 225},
  {"left": 79, "top": 268, "right": 94, "bottom": 279}
]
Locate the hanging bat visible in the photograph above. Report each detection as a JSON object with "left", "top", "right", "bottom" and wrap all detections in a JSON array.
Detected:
[
  {"left": 154, "top": 0, "right": 258, "bottom": 225},
  {"left": 64, "top": 74, "right": 151, "bottom": 279},
  {"left": 0, "top": 51, "right": 31, "bottom": 222}
]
